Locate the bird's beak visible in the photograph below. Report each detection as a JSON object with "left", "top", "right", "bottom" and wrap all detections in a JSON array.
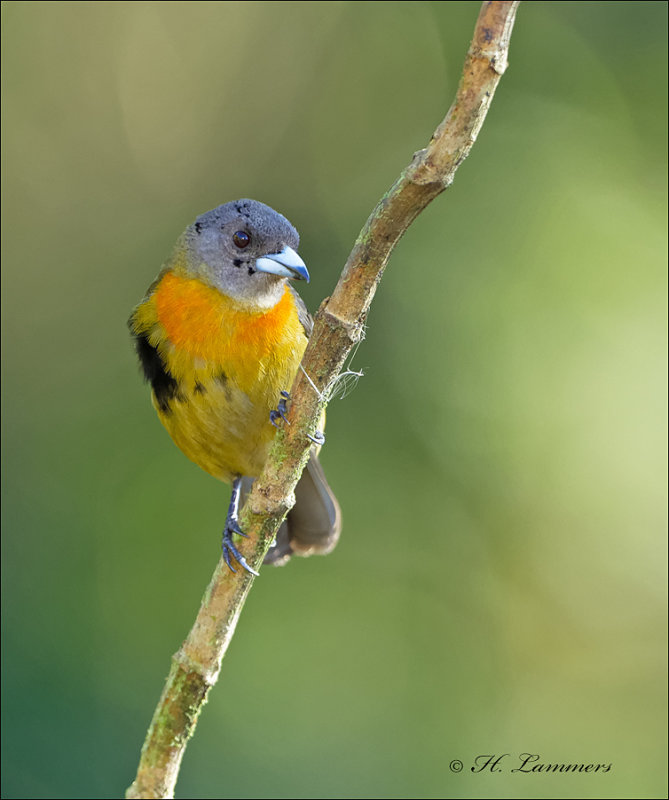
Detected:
[{"left": 255, "top": 246, "right": 310, "bottom": 282}]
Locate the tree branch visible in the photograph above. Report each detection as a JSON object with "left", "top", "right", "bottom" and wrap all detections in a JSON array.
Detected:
[{"left": 126, "top": 3, "right": 520, "bottom": 797}]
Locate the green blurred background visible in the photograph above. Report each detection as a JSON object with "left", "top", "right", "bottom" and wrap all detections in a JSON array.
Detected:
[{"left": 2, "top": 1, "right": 666, "bottom": 797}]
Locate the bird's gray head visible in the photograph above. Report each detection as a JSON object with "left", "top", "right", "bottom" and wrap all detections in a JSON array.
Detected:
[{"left": 182, "top": 199, "right": 309, "bottom": 309}]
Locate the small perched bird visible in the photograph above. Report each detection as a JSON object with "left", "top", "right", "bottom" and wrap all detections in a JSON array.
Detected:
[{"left": 129, "top": 199, "right": 341, "bottom": 574}]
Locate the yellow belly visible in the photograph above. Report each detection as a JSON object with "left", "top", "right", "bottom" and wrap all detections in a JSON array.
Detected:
[{"left": 156, "top": 369, "right": 282, "bottom": 481}]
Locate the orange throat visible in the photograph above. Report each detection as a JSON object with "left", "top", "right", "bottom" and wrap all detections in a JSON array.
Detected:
[{"left": 153, "top": 271, "right": 302, "bottom": 365}]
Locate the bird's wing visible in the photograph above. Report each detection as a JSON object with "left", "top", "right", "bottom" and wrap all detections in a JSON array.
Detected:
[{"left": 288, "top": 284, "right": 313, "bottom": 337}]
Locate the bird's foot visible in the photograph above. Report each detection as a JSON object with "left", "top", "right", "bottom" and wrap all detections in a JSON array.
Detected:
[
  {"left": 307, "top": 430, "right": 326, "bottom": 445},
  {"left": 270, "top": 390, "right": 291, "bottom": 428},
  {"left": 222, "top": 520, "right": 259, "bottom": 576},
  {"left": 270, "top": 390, "right": 325, "bottom": 445},
  {"left": 221, "top": 477, "right": 259, "bottom": 576}
]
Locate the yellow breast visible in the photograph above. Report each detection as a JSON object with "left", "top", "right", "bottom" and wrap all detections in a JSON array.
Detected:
[{"left": 131, "top": 270, "right": 308, "bottom": 481}]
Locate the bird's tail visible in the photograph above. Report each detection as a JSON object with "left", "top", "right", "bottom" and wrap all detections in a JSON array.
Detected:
[{"left": 241, "top": 447, "right": 342, "bottom": 566}]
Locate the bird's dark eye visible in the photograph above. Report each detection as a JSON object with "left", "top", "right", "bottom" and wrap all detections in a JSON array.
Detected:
[{"left": 233, "top": 230, "right": 251, "bottom": 249}]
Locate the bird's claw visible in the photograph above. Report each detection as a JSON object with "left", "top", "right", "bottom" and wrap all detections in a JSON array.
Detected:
[
  {"left": 270, "top": 390, "right": 291, "bottom": 428},
  {"left": 222, "top": 519, "right": 259, "bottom": 576},
  {"left": 270, "top": 391, "right": 325, "bottom": 445},
  {"left": 307, "top": 429, "right": 326, "bottom": 445}
]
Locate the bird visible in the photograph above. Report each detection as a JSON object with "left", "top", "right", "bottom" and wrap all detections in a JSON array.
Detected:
[{"left": 128, "top": 199, "right": 341, "bottom": 575}]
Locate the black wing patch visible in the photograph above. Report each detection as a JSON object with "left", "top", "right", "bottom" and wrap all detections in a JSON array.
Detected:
[{"left": 134, "top": 333, "right": 178, "bottom": 412}]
